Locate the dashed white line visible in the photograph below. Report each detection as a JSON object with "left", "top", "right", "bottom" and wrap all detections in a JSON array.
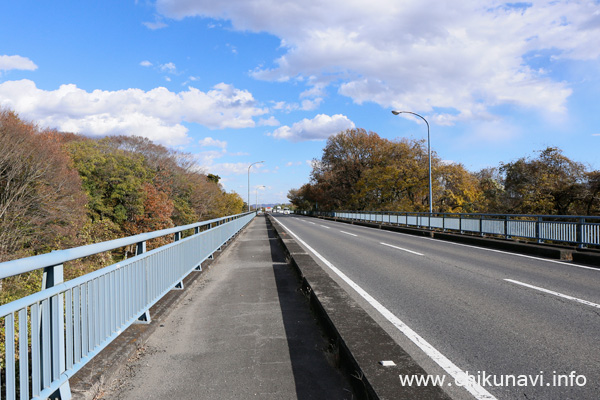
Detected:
[
  {"left": 340, "top": 231, "right": 358, "bottom": 237},
  {"left": 380, "top": 242, "right": 424, "bottom": 256},
  {"left": 345, "top": 222, "right": 599, "bottom": 272},
  {"left": 505, "top": 279, "right": 600, "bottom": 309},
  {"left": 272, "top": 218, "right": 496, "bottom": 400},
  {"left": 320, "top": 225, "right": 331, "bottom": 229}
]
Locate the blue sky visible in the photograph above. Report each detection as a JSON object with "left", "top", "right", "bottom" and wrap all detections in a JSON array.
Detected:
[{"left": 1, "top": 1, "right": 599, "bottom": 205}]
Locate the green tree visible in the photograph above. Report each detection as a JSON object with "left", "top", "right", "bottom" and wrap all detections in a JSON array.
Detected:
[{"left": 66, "top": 138, "right": 149, "bottom": 230}]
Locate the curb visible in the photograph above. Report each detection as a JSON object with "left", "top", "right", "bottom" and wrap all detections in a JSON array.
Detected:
[{"left": 267, "top": 215, "right": 450, "bottom": 400}]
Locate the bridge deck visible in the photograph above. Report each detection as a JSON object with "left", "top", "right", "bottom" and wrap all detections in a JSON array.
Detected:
[{"left": 84, "top": 216, "right": 352, "bottom": 399}]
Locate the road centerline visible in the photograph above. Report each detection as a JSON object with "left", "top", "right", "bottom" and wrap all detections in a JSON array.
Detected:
[
  {"left": 340, "top": 230, "right": 358, "bottom": 237},
  {"left": 504, "top": 279, "right": 600, "bottom": 309},
  {"left": 380, "top": 242, "right": 424, "bottom": 256}
]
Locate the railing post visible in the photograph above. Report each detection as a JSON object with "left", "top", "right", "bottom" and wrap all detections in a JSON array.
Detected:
[
  {"left": 536, "top": 216, "right": 542, "bottom": 243},
  {"left": 479, "top": 215, "right": 484, "bottom": 237},
  {"left": 505, "top": 216, "right": 511, "bottom": 240},
  {"left": 42, "top": 262, "right": 71, "bottom": 399},
  {"left": 577, "top": 217, "right": 585, "bottom": 249},
  {"left": 135, "top": 241, "right": 146, "bottom": 256},
  {"left": 134, "top": 241, "right": 151, "bottom": 324}
]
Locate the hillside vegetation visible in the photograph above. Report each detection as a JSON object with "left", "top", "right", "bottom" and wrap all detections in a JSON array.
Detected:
[{"left": 0, "top": 109, "right": 244, "bottom": 303}]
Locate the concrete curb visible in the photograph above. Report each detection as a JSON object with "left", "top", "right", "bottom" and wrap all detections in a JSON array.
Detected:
[
  {"left": 316, "top": 216, "right": 599, "bottom": 267},
  {"left": 69, "top": 224, "right": 250, "bottom": 400},
  {"left": 267, "top": 215, "right": 450, "bottom": 400}
]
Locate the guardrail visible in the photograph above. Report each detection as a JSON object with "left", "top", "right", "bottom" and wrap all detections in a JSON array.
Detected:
[
  {"left": 0, "top": 212, "right": 255, "bottom": 400},
  {"left": 297, "top": 210, "right": 600, "bottom": 248}
]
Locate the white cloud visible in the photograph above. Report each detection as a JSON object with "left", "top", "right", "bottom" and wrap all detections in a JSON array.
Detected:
[
  {"left": 155, "top": 0, "right": 599, "bottom": 122},
  {"left": 196, "top": 150, "right": 226, "bottom": 166},
  {"left": 143, "top": 20, "right": 168, "bottom": 30},
  {"left": 0, "top": 79, "right": 268, "bottom": 145},
  {"left": 199, "top": 137, "right": 227, "bottom": 150},
  {"left": 300, "top": 98, "right": 323, "bottom": 111},
  {"left": 258, "top": 116, "right": 280, "bottom": 126},
  {"left": 270, "top": 113, "right": 355, "bottom": 142},
  {"left": 0, "top": 55, "right": 38, "bottom": 73},
  {"left": 160, "top": 62, "right": 177, "bottom": 73},
  {"left": 210, "top": 162, "right": 264, "bottom": 176},
  {"left": 140, "top": 60, "right": 153, "bottom": 67}
]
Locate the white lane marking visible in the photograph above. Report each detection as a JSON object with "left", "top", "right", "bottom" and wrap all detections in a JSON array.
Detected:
[
  {"left": 340, "top": 230, "right": 358, "bottom": 237},
  {"left": 360, "top": 225, "right": 600, "bottom": 272},
  {"left": 273, "top": 218, "right": 496, "bottom": 400},
  {"left": 320, "top": 225, "right": 331, "bottom": 229},
  {"left": 309, "top": 222, "right": 316, "bottom": 225},
  {"left": 505, "top": 279, "right": 600, "bottom": 309},
  {"left": 380, "top": 242, "right": 424, "bottom": 256}
]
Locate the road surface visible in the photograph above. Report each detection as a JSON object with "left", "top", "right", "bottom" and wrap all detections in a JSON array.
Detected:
[{"left": 270, "top": 213, "right": 600, "bottom": 400}]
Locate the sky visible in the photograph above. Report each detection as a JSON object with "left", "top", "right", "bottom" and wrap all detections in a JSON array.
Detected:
[{"left": 1, "top": 0, "right": 599, "bottom": 205}]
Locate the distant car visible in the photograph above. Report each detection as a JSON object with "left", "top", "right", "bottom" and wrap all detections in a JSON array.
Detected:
[{"left": 283, "top": 208, "right": 290, "bottom": 214}]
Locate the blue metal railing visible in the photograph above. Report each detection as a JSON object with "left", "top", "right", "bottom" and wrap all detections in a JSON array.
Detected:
[
  {"left": 296, "top": 210, "right": 600, "bottom": 248},
  {"left": 0, "top": 212, "right": 255, "bottom": 399}
]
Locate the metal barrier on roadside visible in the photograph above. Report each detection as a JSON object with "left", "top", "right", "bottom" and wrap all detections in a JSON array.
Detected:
[
  {"left": 296, "top": 210, "right": 600, "bottom": 248},
  {"left": 0, "top": 212, "right": 255, "bottom": 400}
]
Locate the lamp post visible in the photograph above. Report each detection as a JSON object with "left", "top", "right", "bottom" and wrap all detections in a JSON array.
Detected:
[
  {"left": 391, "top": 110, "right": 433, "bottom": 216},
  {"left": 256, "top": 185, "right": 265, "bottom": 212},
  {"left": 248, "top": 161, "right": 264, "bottom": 212}
]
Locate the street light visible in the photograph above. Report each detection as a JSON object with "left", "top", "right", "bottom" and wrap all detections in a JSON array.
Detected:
[
  {"left": 248, "top": 161, "right": 264, "bottom": 212},
  {"left": 391, "top": 110, "right": 433, "bottom": 215},
  {"left": 256, "top": 185, "right": 266, "bottom": 212}
]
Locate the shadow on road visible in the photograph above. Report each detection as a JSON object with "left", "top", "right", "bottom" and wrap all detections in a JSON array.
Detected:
[{"left": 264, "top": 216, "right": 354, "bottom": 399}]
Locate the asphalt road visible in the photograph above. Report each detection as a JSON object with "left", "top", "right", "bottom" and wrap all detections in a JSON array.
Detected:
[{"left": 271, "top": 213, "right": 600, "bottom": 400}]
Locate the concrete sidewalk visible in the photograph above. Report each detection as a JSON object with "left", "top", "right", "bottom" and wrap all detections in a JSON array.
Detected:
[{"left": 97, "top": 216, "right": 353, "bottom": 399}]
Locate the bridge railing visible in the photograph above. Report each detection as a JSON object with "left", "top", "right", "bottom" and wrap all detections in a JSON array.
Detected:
[
  {"left": 0, "top": 211, "right": 255, "bottom": 400},
  {"left": 296, "top": 210, "right": 600, "bottom": 248}
]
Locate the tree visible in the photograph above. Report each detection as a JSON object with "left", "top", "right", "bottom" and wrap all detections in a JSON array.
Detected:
[
  {"left": 501, "top": 147, "right": 587, "bottom": 215},
  {"left": 352, "top": 139, "right": 434, "bottom": 211},
  {"left": 66, "top": 138, "right": 149, "bottom": 230},
  {"left": 436, "top": 163, "right": 483, "bottom": 213},
  {"left": 0, "top": 110, "right": 86, "bottom": 261},
  {"left": 581, "top": 171, "right": 600, "bottom": 215},
  {"left": 310, "top": 128, "right": 388, "bottom": 210}
]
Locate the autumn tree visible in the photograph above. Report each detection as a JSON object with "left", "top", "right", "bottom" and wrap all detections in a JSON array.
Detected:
[
  {"left": 581, "top": 171, "right": 600, "bottom": 215},
  {"left": 352, "top": 138, "right": 435, "bottom": 211},
  {"left": 435, "top": 162, "right": 483, "bottom": 213},
  {"left": 501, "top": 147, "right": 587, "bottom": 215},
  {"left": 309, "top": 128, "right": 388, "bottom": 210},
  {"left": 0, "top": 110, "right": 86, "bottom": 261}
]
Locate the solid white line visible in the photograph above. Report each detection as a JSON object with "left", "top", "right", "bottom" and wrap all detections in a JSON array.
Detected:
[
  {"left": 340, "top": 230, "right": 358, "bottom": 237},
  {"left": 273, "top": 218, "right": 496, "bottom": 400},
  {"left": 504, "top": 279, "right": 600, "bottom": 309},
  {"left": 380, "top": 242, "right": 424, "bottom": 256}
]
